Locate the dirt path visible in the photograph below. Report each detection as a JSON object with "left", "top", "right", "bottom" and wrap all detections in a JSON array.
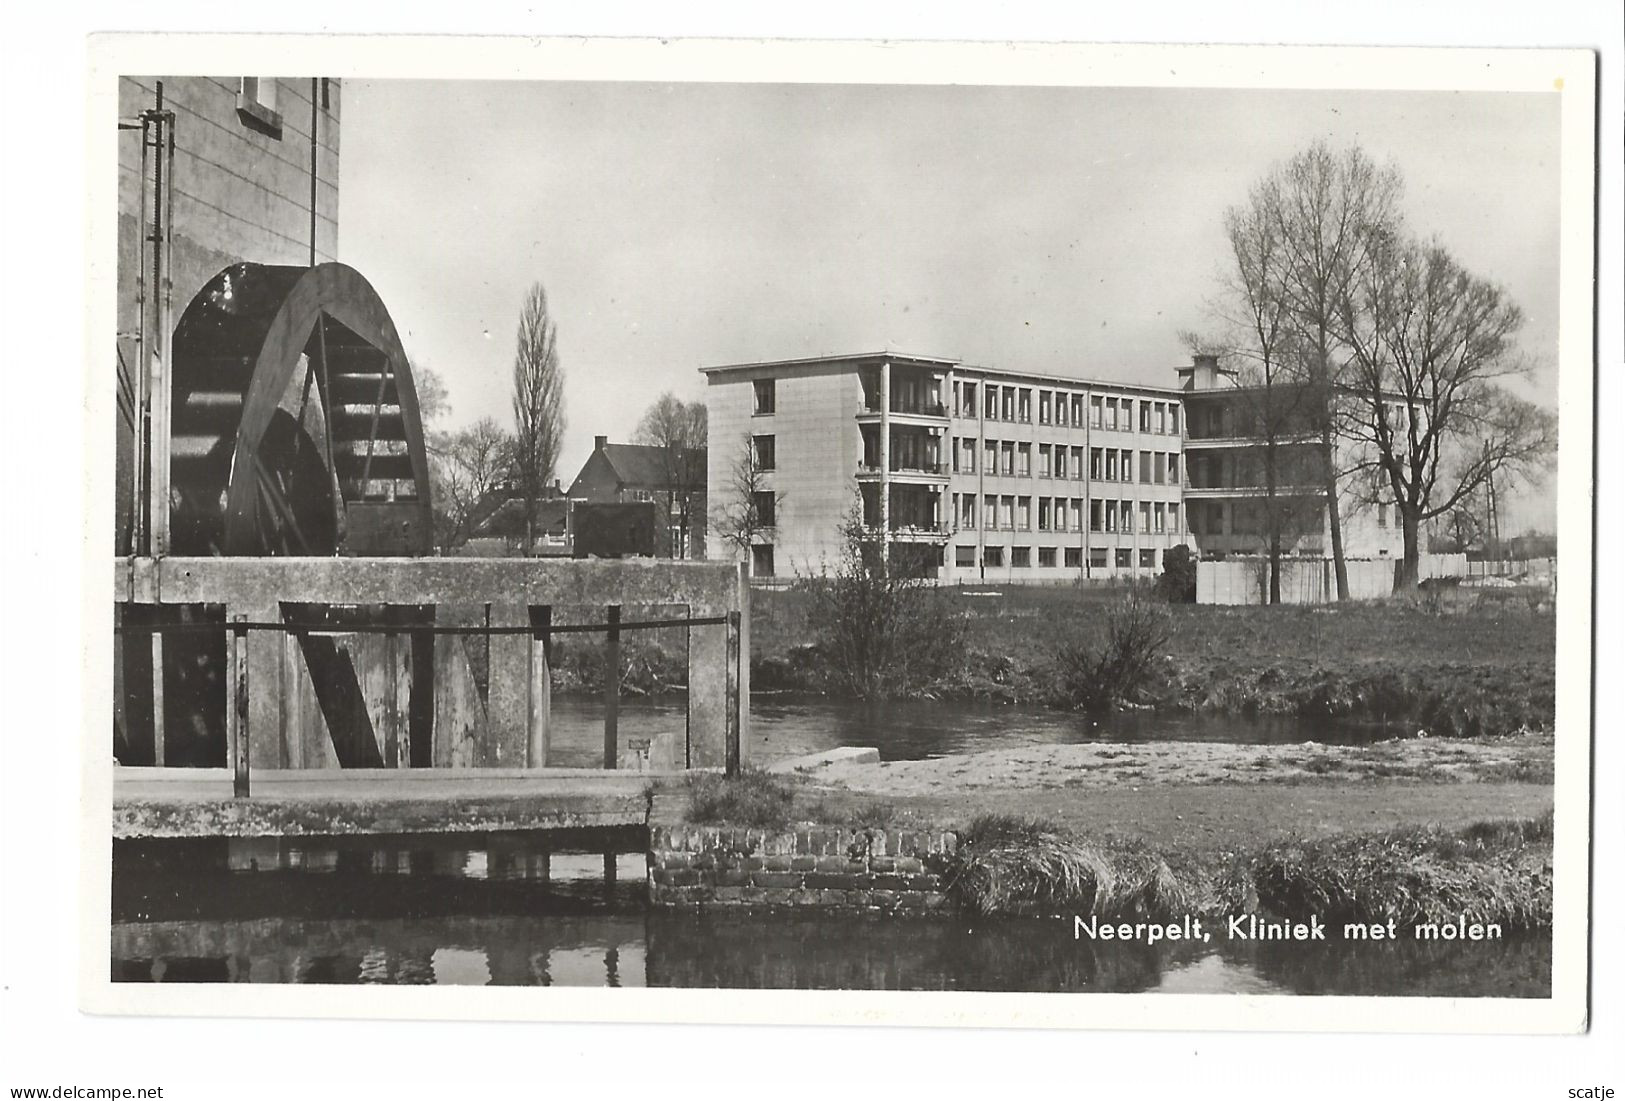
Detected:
[
  {"left": 795, "top": 733, "right": 1551, "bottom": 793},
  {"left": 784, "top": 782, "right": 1555, "bottom": 854}
]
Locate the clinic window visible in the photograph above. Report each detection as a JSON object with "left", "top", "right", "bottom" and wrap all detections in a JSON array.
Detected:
[{"left": 237, "top": 78, "right": 284, "bottom": 139}]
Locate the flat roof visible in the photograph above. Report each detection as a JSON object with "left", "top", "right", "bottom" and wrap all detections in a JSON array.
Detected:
[
  {"left": 699, "top": 350, "right": 961, "bottom": 373},
  {"left": 951, "top": 362, "right": 1184, "bottom": 395},
  {"left": 699, "top": 350, "right": 1186, "bottom": 395}
]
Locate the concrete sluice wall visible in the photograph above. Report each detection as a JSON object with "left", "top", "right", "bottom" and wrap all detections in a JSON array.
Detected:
[{"left": 114, "top": 556, "right": 748, "bottom": 773}]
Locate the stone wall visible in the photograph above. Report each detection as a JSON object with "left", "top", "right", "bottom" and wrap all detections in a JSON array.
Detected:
[{"left": 649, "top": 825, "right": 957, "bottom": 912}]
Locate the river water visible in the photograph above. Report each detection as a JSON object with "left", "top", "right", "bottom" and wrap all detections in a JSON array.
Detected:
[
  {"left": 111, "top": 836, "right": 1549, "bottom": 996},
  {"left": 543, "top": 694, "right": 1402, "bottom": 769},
  {"left": 112, "top": 701, "right": 1538, "bottom": 995}
]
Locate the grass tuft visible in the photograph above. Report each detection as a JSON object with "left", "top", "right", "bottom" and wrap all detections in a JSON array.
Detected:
[
  {"left": 1248, "top": 810, "right": 1552, "bottom": 931},
  {"left": 684, "top": 769, "right": 798, "bottom": 830},
  {"left": 848, "top": 801, "right": 897, "bottom": 829},
  {"left": 946, "top": 814, "right": 1194, "bottom": 920},
  {"left": 941, "top": 811, "right": 1552, "bottom": 928}
]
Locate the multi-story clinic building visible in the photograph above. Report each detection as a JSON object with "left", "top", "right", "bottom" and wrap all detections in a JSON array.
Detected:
[
  {"left": 703, "top": 352, "right": 1191, "bottom": 583},
  {"left": 703, "top": 351, "right": 1404, "bottom": 583}
]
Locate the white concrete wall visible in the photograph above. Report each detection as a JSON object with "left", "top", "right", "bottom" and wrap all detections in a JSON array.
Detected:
[
  {"left": 1198, "top": 553, "right": 1467, "bottom": 604},
  {"left": 705, "top": 360, "right": 863, "bottom": 577}
]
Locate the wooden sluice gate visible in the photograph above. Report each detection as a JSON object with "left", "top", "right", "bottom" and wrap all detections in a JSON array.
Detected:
[
  {"left": 113, "top": 259, "right": 747, "bottom": 841},
  {"left": 112, "top": 555, "right": 749, "bottom": 840}
]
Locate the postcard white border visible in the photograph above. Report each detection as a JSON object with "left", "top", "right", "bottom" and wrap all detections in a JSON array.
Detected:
[{"left": 79, "top": 34, "right": 1597, "bottom": 1033}]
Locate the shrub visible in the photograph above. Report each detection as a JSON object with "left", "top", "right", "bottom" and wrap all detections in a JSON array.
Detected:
[
  {"left": 1156, "top": 544, "right": 1199, "bottom": 603},
  {"left": 801, "top": 502, "right": 967, "bottom": 698},
  {"left": 1051, "top": 590, "right": 1173, "bottom": 713},
  {"left": 684, "top": 769, "right": 797, "bottom": 829}
]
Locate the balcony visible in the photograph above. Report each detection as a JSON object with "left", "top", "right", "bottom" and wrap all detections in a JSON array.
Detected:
[
  {"left": 866, "top": 520, "right": 951, "bottom": 542},
  {"left": 1182, "top": 432, "right": 1319, "bottom": 450},
  {"left": 1182, "top": 483, "right": 1324, "bottom": 499},
  {"left": 856, "top": 399, "right": 949, "bottom": 423},
  {"left": 856, "top": 460, "right": 949, "bottom": 482}
]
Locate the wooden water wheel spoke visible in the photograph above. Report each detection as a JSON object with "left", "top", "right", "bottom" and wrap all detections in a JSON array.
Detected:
[{"left": 253, "top": 454, "right": 312, "bottom": 555}]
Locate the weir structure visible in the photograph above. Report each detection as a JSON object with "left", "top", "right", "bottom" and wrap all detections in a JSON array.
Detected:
[{"left": 114, "top": 261, "right": 747, "bottom": 838}]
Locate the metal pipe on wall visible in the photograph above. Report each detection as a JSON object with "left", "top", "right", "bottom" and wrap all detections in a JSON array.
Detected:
[{"left": 310, "top": 77, "right": 318, "bottom": 267}]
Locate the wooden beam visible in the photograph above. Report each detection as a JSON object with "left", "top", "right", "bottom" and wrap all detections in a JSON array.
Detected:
[
  {"left": 229, "top": 614, "right": 250, "bottom": 797},
  {"left": 603, "top": 605, "right": 620, "bottom": 770},
  {"left": 725, "top": 609, "right": 741, "bottom": 777},
  {"left": 527, "top": 605, "right": 551, "bottom": 769}
]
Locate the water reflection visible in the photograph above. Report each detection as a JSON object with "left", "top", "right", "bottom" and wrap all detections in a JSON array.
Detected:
[
  {"left": 542, "top": 695, "right": 1404, "bottom": 768},
  {"left": 111, "top": 836, "right": 1549, "bottom": 996},
  {"left": 111, "top": 908, "right": 1548, "bottom": 996},
  {"left": 112, "top": 913, "right": 648, "bottom": 987}
]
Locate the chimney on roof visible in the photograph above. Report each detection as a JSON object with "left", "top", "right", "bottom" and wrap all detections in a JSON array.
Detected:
[
  {"left": 594, "top": 435, "right": 608, "bottom": 451},
  {"left": 1179, "top": 353, "right": 1232, "bottom": 391}
]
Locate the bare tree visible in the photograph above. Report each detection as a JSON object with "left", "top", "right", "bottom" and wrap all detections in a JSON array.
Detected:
[
  {"left": 1335, "top": 234, "right": 1557, "bottom": 590},
  {"left": 429, "top": 417, "right": 515, "bottom": 552},
  {"left": 1261, "top": 141, "right": 1404, "bottom": 600},
  {"left": 510, "top": 283, "right": 566, "bottom": 553},
  {"left": 1432, "top": 491, "right": 1488, "bottom": 555},
  {"left": 411, "top": 362, "right": 452, "bottom": 427},
  {"left": 1183, "top": 179, "right": 1326, "bottom": 603},
  {"left": 633, "top": 392, "right": 708, "bottom": 558},
  {"left": 711, "top": 432, "right": 781, "bottom": 576}
]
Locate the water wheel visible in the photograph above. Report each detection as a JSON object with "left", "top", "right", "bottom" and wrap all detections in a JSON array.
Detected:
[
  {"left": 118, "top": 263, "right": 438, "bottom": 766},
  {"left": 168, "top": 262, "right": 433, "bottom": 557}
]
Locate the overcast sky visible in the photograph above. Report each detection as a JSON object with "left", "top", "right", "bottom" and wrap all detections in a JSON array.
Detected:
[{"left": 339, "top": 81, "right": 1560, "bottom": 529}]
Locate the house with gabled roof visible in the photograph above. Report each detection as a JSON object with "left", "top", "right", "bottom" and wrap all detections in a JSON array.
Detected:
[{"left": 567, "top": 436, "right": 707, "bottom": 558}]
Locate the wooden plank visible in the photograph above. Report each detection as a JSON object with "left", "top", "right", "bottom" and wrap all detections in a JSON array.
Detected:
[
  {"left": 151, "top": 632, "right": 166, "bottom": 767},
  {"left": 527, "top": 606, "right": 551, "bottom": 769},
  {"left": 736, "top": 563, "right": 751, "bottom": 769},
  {"left": 113, "top": 608, "right": 129, "bottom": 760},
  {"left": 246, "top": 604, "right": 284, "bottom": 768},
  {"left": 230, "top": 614, "right": 250, "bottom": 797},
  {"left": 603, "top": 605, "right": 620, "bottom": 769},
  {"left": 293, "top": 629, "right": 334, "bottom": 770},
  {"left": 384, "top": 630, "right": 400, "bottom": 768},
  {"left": 280, "top": 627, "right": 300, "bottom": 767},
  {"left": 432, "top": 605, "right": 488, "bottom": 769},
  {"left": 725, "top": 609, "right": 741, "bottom": 777},
  {"left": 486, "top": 603, "right": 529, "bottom": 768}
]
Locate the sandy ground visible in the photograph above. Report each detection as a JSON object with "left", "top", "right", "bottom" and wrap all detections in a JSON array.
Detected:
[
  {"left": 769, "top": 782, "right": 1556, "bottom": 854},
  {"left": 792, "top": 732, "right": 1552, "bottom": 794},
  {"left": 646, "top": 734, "right": 1556, "bottom": 853}
]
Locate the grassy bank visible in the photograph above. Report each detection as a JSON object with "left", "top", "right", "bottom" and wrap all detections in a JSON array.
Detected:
[
  {"left": 669, "top": 771, "right": 1552, "bottom": 928},
  {"left": 537, "top": 587, "right": 1555, "bottom": 737},
  {"left": 750, "top": 587, "right": 1554, "bottom": 736},
  {"left": 942, "top": 810, "right": 1552, "bottom": 928}
]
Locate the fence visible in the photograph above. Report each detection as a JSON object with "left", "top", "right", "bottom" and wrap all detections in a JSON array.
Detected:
[
  {"left": 1466, "top": 557, "right": 1556, "bottom": 584},
  {"left": 113, "top": 556, "right": 748, "bottom": 793},
  {"left": 1197, "top": 553, "right": 1468, "bottom": 605}
]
